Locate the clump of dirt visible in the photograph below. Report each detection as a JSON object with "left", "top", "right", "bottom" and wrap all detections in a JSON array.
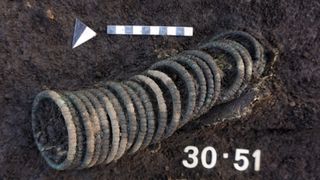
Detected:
[{"left": 0, "top": 0, "right": 319, "bottom": 179}]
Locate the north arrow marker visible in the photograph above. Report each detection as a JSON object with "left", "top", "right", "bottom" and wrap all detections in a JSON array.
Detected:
[{"left": 72, "top": 19, "right": 97, "bottom": 49}]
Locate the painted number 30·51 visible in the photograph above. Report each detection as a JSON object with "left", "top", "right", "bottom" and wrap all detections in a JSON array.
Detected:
[{"left": 182, "top": 146, "right": 261, "bottom": 172}]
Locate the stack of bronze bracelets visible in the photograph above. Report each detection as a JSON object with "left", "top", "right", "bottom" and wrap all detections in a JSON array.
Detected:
[{"left": 32, "top": 31, "right": 267, "bottom": 170}]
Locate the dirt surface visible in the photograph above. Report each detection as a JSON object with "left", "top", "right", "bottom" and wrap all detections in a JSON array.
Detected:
[{"left": 0, "top": 0, "right": 319, "bottom": 179}]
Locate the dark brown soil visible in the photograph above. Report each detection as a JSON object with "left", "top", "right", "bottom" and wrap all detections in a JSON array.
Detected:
[
  {"left": 32, "top": 97, "right": 69, "bottom": 165},
  {"left": 0, "top": 0, "right": 319, "bottom": 179}
]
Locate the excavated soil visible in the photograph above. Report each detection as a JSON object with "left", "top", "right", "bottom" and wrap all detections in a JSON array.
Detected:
[{"left": 0, "top": 0, "right": 319, "bottom": 179}]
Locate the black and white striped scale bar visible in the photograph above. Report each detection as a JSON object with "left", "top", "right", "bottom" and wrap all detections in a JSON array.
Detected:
[
  {"left": 107, "top": 25, "right": 193, "bottom": 36},
  {"left": 72, "top": 19, "right": 194, "bottom": 49}
]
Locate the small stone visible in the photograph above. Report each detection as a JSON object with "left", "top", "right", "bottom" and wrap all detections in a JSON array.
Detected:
[
  {"left": 289, "top": 101, "right": 296, "bottom": 107},
  {"left": 302, "top": 51, "right": 311, "bottom": 59},
  {"left": 165, "top": 165, "right": 169, "bottom": 171},
  {"left": 46, "top": 9, "right": 55, "bottom": 20},
  {"left": 26, "top": 1, "right": 32, "bottom": 8}
]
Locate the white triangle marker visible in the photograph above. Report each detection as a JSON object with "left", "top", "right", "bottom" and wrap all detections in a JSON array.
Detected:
[{"left": 72, "top": 19, "right": 97, "bottom": 49}]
